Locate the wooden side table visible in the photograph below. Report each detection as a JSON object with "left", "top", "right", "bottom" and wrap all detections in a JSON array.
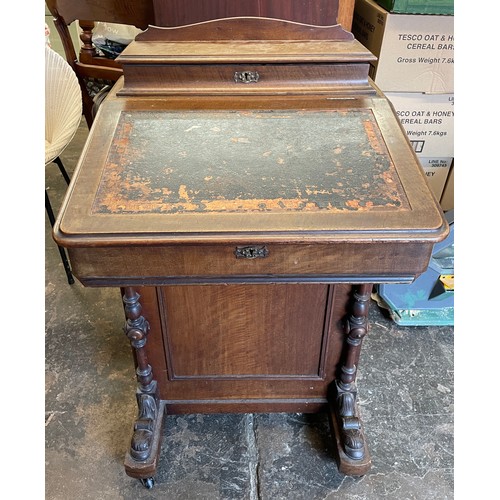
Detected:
[{"left": 53, "top": 18, "right": 448, "bottom": 488}]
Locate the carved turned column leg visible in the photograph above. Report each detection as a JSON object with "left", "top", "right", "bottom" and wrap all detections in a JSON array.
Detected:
[
  {"left": 78, "top": 21, "right": 97, "bottom": 61},
  {"left": 329, "top": 284, "right": 373, "bottom": 475},
  {"left": 76, "top": 20, "right": 98, "bottom": 127},
  {"left": 122, "top": 287, "right": 165, "bottom": 487}
]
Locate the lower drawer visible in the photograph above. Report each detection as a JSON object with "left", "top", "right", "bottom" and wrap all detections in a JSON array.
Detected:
[{"left": 69, "top": 241, "right": 433, "bottom": 285}]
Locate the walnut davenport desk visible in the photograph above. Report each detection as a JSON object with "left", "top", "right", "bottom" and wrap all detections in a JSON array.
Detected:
[{"left": 53, "top": 18, "right": 448, "bottom": 488}]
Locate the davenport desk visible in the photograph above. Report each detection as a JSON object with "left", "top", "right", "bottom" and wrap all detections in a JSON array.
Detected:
[{"left": 53, "top": 18, "right": 448, "bottom": 489}]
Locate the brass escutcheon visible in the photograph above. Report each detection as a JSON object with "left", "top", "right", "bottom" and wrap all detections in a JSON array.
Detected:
[
  {"left": 234, "top": 71, "right": 260, "bottom": 84},
  {"left": 234, "top": 245, "right": 269, "bottom": 259}
]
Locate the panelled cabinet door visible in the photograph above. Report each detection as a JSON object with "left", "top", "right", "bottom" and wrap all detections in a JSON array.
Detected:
[{"left": 139, "top": 284, "right": 352, "bottom": 412}]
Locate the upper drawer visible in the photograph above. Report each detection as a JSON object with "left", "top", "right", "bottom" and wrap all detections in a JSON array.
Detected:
[
  {"left": 115, "top": 19, "right": 376, "bottom": 97},
  {"left": 117, "top": 63, "right": 373, "bottom": 96}
]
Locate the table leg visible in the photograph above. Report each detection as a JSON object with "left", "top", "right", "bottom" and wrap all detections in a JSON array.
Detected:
[
  {"left": 329, "top": 283, "right": 373, "bottom": 476},
  {"left": 121, "top": 287, "right": 165, "bottom": 487}
]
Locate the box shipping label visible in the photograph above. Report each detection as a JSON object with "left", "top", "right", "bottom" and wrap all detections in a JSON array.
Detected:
[{"left": 387, "top": 92, "right": 454, "bottom": 157}]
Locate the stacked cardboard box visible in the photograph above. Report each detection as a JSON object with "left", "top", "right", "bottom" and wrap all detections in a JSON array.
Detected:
[{"left": 352, "top": 0, "right": 454, "bottom": 208}]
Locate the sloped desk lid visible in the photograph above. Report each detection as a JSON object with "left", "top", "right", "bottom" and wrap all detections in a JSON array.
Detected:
[
  {"left": 93, "top": 108, "right": 408, "bottom": 215},
  {"left": 55, "top": 91, "right": 447, "bottom": 246}
]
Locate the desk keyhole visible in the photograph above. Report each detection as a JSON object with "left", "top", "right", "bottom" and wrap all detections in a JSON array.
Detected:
[{"left": 234, "top": 245, "right": 269, "bottom": 259}]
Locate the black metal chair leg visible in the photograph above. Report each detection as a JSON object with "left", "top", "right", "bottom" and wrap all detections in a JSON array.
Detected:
[
  {"left": 45, "top": 189, "right": 74, "bottom": 285},
  {"left": 54, "top": 156, "right": 71, "bottom": 185}
]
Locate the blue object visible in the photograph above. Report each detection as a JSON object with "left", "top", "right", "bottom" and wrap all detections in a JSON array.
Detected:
[{"left": 375, "top": 210, "right": 454, "bottom": 326}]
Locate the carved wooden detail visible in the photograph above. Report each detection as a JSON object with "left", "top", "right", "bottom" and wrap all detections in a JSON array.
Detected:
[
  {"left": 78, "top": 20, "right": 97, "bottom": 61},
  {"left": 122, "top": 287, "right": 160, "bottom": 463},
  {"left": 333, "top": 284, "right": 372, "bottom": 464}
]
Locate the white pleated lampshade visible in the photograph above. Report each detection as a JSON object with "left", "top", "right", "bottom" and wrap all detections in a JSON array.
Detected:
[{"left": 45, "top": 45, "right": 82, "bottom": 166}]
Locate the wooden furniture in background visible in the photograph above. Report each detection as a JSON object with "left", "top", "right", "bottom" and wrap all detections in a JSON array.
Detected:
[
  {"left": 45, "top": 0, "right": 155, "bottom": 127},
  {"left": 53, "top": 17, "right": 447, "bottom": 489}
]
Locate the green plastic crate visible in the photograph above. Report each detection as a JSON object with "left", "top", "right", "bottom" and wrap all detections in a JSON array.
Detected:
[{"left": 373, "top": 0, "right": 454, "bottom": 15}]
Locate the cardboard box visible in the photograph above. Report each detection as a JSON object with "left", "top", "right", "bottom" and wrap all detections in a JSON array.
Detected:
[
  {"left": 386, "top": 92, "right": 454, "bottom": 157},
  {"left": 439, "top": 161, "right": 454, "bottom": 211},
  {"left": 352, "top": 0, "right": 454, "bottom": 92},
  {"left": 418, "top": 157, "right": 453, "bottom": 200},
  {"left": 373, "top": 0, "right": 454, "bottom": 15}
]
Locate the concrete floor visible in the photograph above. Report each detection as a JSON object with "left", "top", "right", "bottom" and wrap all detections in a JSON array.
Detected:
[{"left": 45, "top": 119, "right": 454, "bottom": 499}]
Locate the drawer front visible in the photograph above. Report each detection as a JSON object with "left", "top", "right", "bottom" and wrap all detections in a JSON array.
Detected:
[
  {"left": 69, "top": 241, "right": 432, "bottom": 285},
  {"left": 118, "top": 63, "right": 371, "bottom": 95}
]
